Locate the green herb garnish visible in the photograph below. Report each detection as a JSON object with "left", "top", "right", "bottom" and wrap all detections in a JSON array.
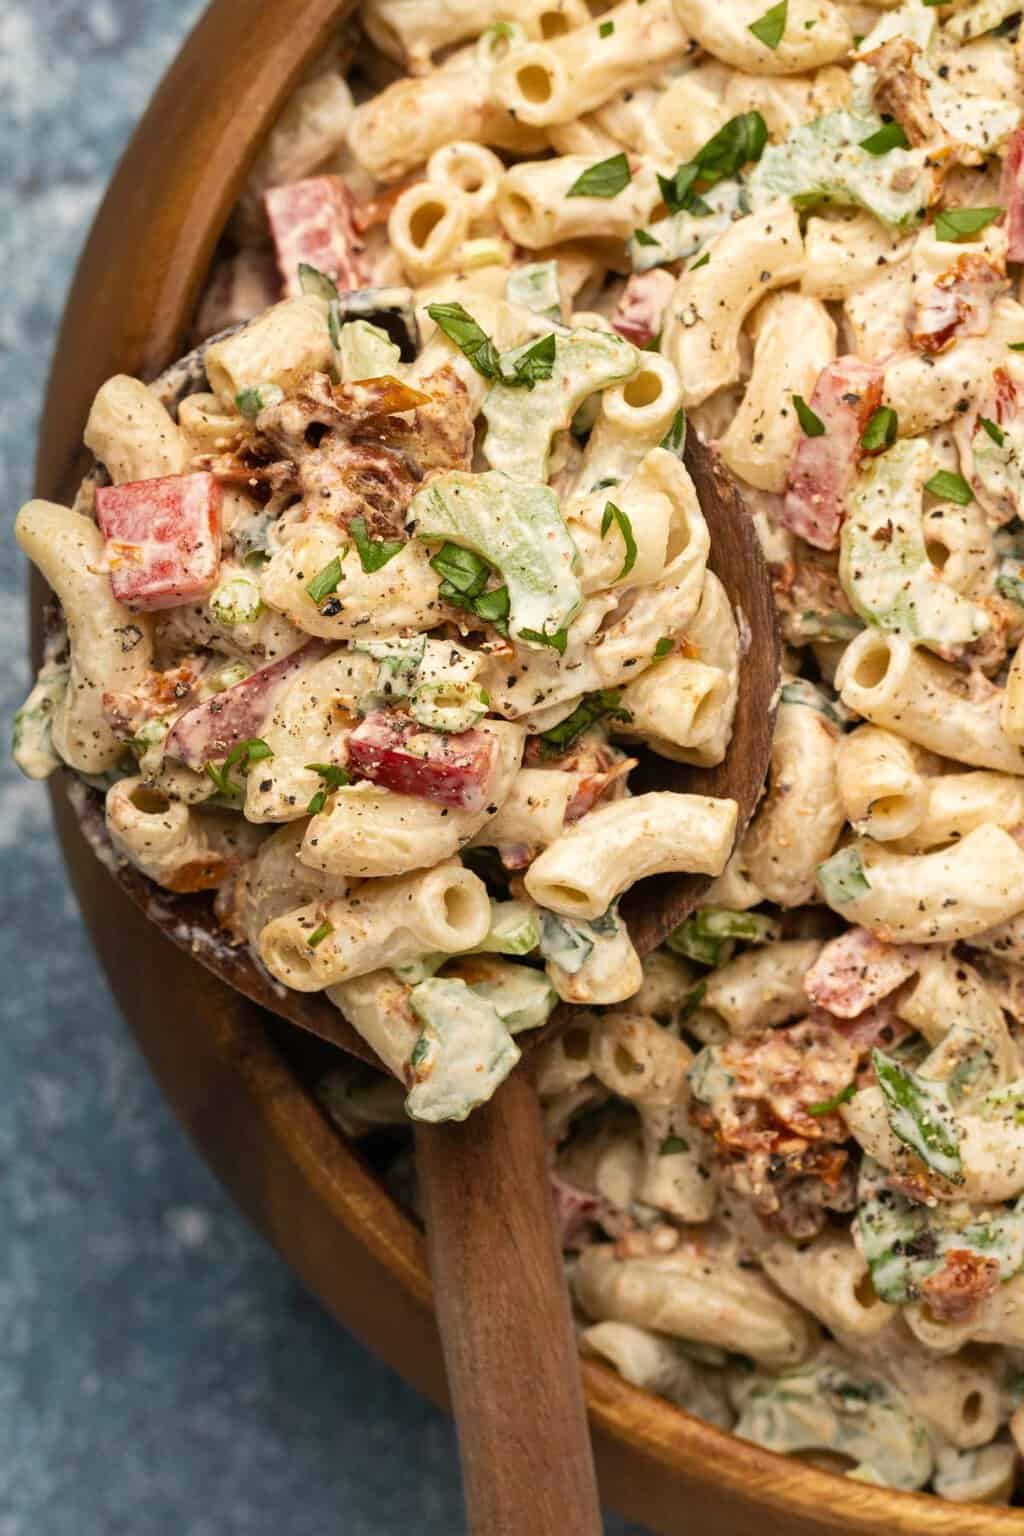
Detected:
[
  {"left": 307, "top": 920, "right": 334, "bottom": 949},
  {"left": 933, "top": 206, "right": 1002, "bottom": 242},
  {"left": 859, "top": 121, "right": 910, "bottom": 155},
  {"left": 537, "top": 690, "right": 631, "bottom": 756},
  {"left": 980, "top": 416, "right": 1005, "bottom": 446},
  {"left": 306, "top": 556, "right": 343, "bottom": 605},
  {"left": 808, "top": 1081, "right": 856, "bottom": 1116},
  {"left": 349, "top": 515, "right": 404, "bottom": 573},
  {"left": 566, "top": 153, "right": 632, "bottom": 199},
  {"left": 924, "top": 469, "right": 973, "bottom": 505},
  {"left": 748, "top": 0, "right": 787, "bottom": 49},
  {"left": 793, "top": 393, "right": 825, "bottom": 437},
  {"left": 654, "top": 636, "right": 675, "bottom": 659},
  {"left": 659, "top": 1134, "right": 690, "bottom": 1155},
  {"left": 600, "top": 501, "right": 638, "bottom": 580},
  {"left": 861, "top": 406, "right": 897, "bottom": 453}
]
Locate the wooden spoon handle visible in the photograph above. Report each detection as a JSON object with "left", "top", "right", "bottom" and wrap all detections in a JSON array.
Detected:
[{"left": 415, "top": 1072, "right": 603, "bottom": 1536}]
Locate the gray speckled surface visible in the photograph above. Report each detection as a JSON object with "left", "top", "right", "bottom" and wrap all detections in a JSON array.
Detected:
[{"left": 0, "top": 5, "right": 649, "bottom": 1531}]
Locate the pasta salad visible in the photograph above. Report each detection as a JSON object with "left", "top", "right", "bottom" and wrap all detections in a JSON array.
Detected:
[{"left": 17, "top": 0, "right": 1024, "bottom": 1505}]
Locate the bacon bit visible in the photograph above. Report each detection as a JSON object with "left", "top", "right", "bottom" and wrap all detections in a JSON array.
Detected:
[
  {"left": 611, "top": 269, "right": 677, "bottom": 349},
  {"left": 192, "top": 248, "right": 280, "bottom": 343},
  {"left": 826, "top": 998, "right": 916, "bottom": 1067},
  {"left": 346, "top": 710, "right": 497, "bottom": 812},
  {"left": 264, "top": 176, "right": 366, "bottom": 298},
  {"left": 805, "top": 928, "right": 922, "bottom": 1019},
  {"left": 164, "top": 641, "right": 327, "bottom": 769},
  {"left": 165, "top": 854, "right": 233, "bottom": 894},
  {"left": 782, "top": 358, "right": 884, "bottom": 550},
  {"left": 911, "top": 254, "right": 1009, "bottom": 354},
  {"left": 102, "top": 660, "right": 206, "bottom": 737},
  {"left": 702, "top": 1020, "right": 860, "bottom": 1149},
  {"left": 96, "top": 473, "right": 222, "bottom": 612},
  {"left": 920, "top": 1248, "right": 1001, "bottom": 1324},
  {"left": 1001, "top": 127, "right": 1024, "bottom": 261},
  {"left": 498, "top": 843, "right": 534, "bottom": 871},
  {"left": 565, "top": 757, "right": 636, "bottom": 823},
  {"left": 863, "top": 38, "right": 939, "bottom": 148}
]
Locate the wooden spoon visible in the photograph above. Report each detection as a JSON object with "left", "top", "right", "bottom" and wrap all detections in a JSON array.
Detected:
[{"left": 33, "top": 3, "right": 780, "bottom": 1531}]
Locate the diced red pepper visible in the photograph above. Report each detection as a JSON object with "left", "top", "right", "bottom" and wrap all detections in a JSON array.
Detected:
[
  {"left": 611, "top": 268, "right": 677, "bottom": 348},
  {"left": 164, "top": 641, "right": 327, "bottom": 769},
  {"left": 264, "top": 175, "right": 366, "bottom": 298},
  {"left": 804, "top": 928, "right": 921, "bottom": 1019},
  {"left": 346, "top": 710, "right": 496, "bottom": 812},
  {"left": 1001, "top": 127, "right": 1024, "bottom": 262},
  {"left": 96, "top": 472, "right": 223, "bottom": 612},
  {"left": 782, "top": 358, "right": 884, "bottom": 551}
]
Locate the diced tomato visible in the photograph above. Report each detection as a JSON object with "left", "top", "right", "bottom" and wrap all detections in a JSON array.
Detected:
[
  {"left": 193, "top": 248, "right": 280, "bottom": 342},
  {"left": 1001, "top": 127, "right": 1024, "bottom": 262},
  {"left": 346, "top": 710, "right": 496, "bottom": 812},
  {"left": 164, "top": 641, "right": 327, "bottom": 769},
  {"left": 611, "top": 268, "right": 677, "bottom": 348},
  {"left": 96, "top": 472, "right": 222, "bottom": 612},
  {"left": 782, "top": 358, "right": 884, "bottom": 551},
  {"left": 264, "top": 175, "right": 366, "bottom": 298},
  {"left": 804, "top": 928, "right": 921, "bottom": 1019},
  {"left": 910, "top": 254, "right": 1008, "bottom": 354}
]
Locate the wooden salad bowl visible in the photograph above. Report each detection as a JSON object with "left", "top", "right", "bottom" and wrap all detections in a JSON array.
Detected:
[{"left": 26, "top": 1, "right": 1020, "bottom": 1532}]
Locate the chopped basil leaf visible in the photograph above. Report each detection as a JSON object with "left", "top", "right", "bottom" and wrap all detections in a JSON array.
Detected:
[
  {"left": 793, "top": 393, "right": 825, "bottom": 437},
  {"left": 430, "top": 541, "right": 490, "bottom": 596},
  {"left": 633, "top": 227, "right": 661, "bottom": 247},
  {"left": 933, "top": 206, "right": 1002, "bottom": 242},
  {"left": 690, "top": 251, "right": 710, "bottom": 270},
  {"left": 566, "top": 153, "right": 632, "bottom": 199},
  {"left": 659, "top": 1134, "right": 690, "bottom": 1156},
  {"left": 660, "top": 408, "right": 687, "bottom": 454},
  {"left": 225, "top": 738, "right": 272, "bottom": 770},
  {"left": 748, "top": 0, "right": 787, "bottom": 49},
  {"left": 873, "top": 1049, "right": 964, "bottom": 1184},
  {"left": 600, "top": 501, "right": 638, "bottom": 580},
  {"left": 924, "top": 470, "right": 973, "bottom": 505},
  {"left": 235, "top": 383, "right": 284, "bottom": 419},
  {"left": 519, "top": 625, "right": 569, "bottom": 654},
  {"left": 307, "top": 789, "right": 327, "bottom": 816},
  {"left": 861, "top": 406, "right": 897, "bottom": 453},
  {"left": 808, "top": 1081, "right": 856, "bottom": 1116},
  {"left": 500, "top": 331, "right": 557, "bottom": 390},
  {"left": 680, "top": 979, "right": 707, "bottom": 1021},
  {"left": 306, "top": 762, "right": 351, "bottom": 788},
  {"left": 349, "top": 515, "right": 404, "bottom": 573},
  {"left": 859, "top": 121, "right": 910, "bottom": 155},
  {"left": 980, "top": 415, "right": 1006, "bottom": 447},
  {"left": 1010, "top": 342, "right": 1024, "bottom": 352},
  {"left": 599, "top": 18, "right": 614, "bottom": 35},
  {"left": 307, "top": 920, "right": 334, "bottom": 949},
  {"left": 306, "top": 555, "right": 344, "bottom": 605},
  {"left": 426, "top": 301, "right": 503, "bottom": 379},
  {"left": 658, "top": 112, "right": 768, "bottom": 215},
  {"left": 654, "top": 636, "right": 675, "bottom": 659},
  {"left": 537, "top": 689, "right": 631, "bottom": 756},
  {"left": 298, "top": 262, "right": 339, "bottom": 301},
  {"left": 472, "top": 585, "right": 511, "bottom": 626}
]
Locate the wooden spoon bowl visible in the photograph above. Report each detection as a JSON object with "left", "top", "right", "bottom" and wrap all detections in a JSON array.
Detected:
[{"left": 30, "top": 3, "right": 777, "bottom": 1532}]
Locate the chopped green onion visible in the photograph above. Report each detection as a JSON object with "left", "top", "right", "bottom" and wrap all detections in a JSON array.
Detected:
[
  {"left": 660, "top": 408, "right": 687, "bottom": 454},
  {"left": 980, "top": 415, "right": 1005, "bottom": 446},
  {"left": 307, "top": 920, "right": 333, "bottom": 949}
]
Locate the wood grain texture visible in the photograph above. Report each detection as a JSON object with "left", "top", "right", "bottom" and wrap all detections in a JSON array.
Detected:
[{"left": 417, "top": 1074, "right": 602, "bottom": 1536}]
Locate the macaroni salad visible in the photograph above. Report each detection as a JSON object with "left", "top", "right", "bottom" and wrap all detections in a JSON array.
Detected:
[{"left": 17, "top": 0, "right": 1024, "bottom": 1504}]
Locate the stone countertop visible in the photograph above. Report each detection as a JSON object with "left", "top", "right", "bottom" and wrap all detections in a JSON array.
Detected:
[{"left": 0, "top": 4, "right": 648, "bottom": 1530}]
